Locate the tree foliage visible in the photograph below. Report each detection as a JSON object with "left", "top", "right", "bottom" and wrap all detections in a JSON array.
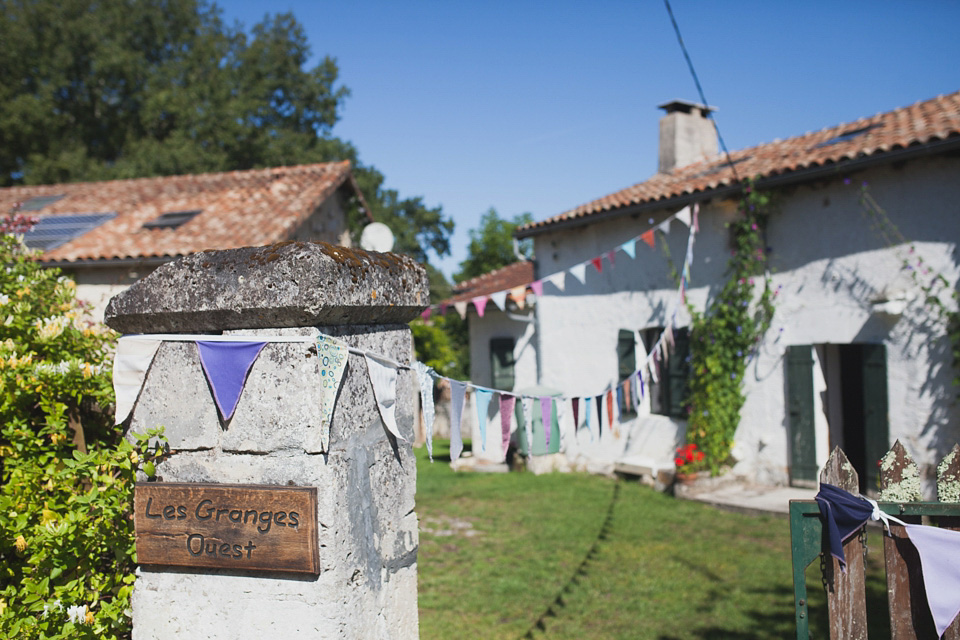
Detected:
[
  {"left": 454, "top": 208, "right": 533, "bottom": 284},
  {"left": 0, "top": 225, "right": 164, "bottom": 638}
]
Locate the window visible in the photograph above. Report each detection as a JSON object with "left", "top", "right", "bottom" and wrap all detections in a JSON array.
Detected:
[
  {"left": 142, "top": 210, "right": 201, "bottom": 229},
  {"left": 490, "top": 338, "right": 515, "bottom": 391},
  {"left": 641, "top": 326, "right": 691, "bottom": 419},
  {"left": 617, "top": 329, "right": 637, "bottom": 418}
]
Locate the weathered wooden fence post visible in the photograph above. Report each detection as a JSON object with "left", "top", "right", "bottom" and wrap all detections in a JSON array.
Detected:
[
  {"left": 105, "top": 242, "right": 427, "bottom": 639},
  {"left": 938, "top": 444, "right": 960, "bottom": 640},
  {"left": 820, "top": 447, "right": 868, "bottom": 640}
]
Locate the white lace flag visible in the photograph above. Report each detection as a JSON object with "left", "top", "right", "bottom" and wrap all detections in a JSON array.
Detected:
[
  {"left": 414, "top": 361, "right": 436, "bottom": 461},
  {"left": 365, "top": 354, "right": 405, "bottom": 442}
]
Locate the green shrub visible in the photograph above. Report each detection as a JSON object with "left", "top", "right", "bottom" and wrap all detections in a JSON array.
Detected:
[{"left": 0, "top": 228, "right": 161, "bottom": 638}]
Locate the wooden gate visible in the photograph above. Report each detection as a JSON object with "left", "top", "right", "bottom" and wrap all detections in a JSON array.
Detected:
[{"left": 790, "top": 441, "right": 960, "bottom": 639}]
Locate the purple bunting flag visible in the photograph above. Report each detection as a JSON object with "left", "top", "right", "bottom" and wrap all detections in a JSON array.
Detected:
[
  {"left": 196, "top": 340, "right": 267, "bottom": 421},
  {"left": 499, "top": 394, "right": 515, "bottom": 457},
  {"left": 540, "top": 396, "right": 553, "bottom": 447}
]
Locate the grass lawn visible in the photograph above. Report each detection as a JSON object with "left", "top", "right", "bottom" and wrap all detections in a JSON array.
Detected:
[{"left": 415, "top": 441, "right": 890, "bottom": 639}]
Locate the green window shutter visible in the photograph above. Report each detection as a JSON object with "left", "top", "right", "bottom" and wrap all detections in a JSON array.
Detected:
[
  {"left": 617, "top": 330, "right": 636, "bottom": 380},
  {"left": 861, "top": 344, "right": 888, "bottom": 492},
  {"left": 664, "top": 328, "right": 691, "bottom": 418},
  {"left": 786, "top": 345, "right": 818, "bottom": 485},
  {"left": 490, "top": 338, "right": 515, "bottom": 391}
]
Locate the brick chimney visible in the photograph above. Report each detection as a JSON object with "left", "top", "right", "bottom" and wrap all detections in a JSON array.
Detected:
[{"left": 657, "top": 100, "right": 718, "bottom": 173}]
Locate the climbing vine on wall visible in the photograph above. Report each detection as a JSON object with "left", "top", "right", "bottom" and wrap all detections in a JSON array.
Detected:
[
  {"left": 856, "top": 181, "right": 960, "bottom": 387},
  {"left": 684, "top": 180, "right": 777, "bottom": 473}
]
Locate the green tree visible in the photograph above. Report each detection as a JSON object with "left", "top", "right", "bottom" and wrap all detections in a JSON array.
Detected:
[{"left": 454, "top": 208, "right": 533, "bottom": 284}]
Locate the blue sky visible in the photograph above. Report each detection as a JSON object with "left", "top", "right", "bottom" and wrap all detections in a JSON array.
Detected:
[{"left": 222, "top": 1, "right": 960, "bottom": 278}]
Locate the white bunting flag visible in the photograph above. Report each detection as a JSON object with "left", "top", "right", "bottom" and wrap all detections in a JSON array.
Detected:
[
  {"left": 113, "top": 336, "right": 162, "bottom": 424},
  {"left": 546, "top": 271, "right": 566, "bottom": 292},
  {"left": 522, "top": 397, "right": 534, "bottom": 454},
  {"left": 675, "top": 205, "right": 692, "bottom": 228},
  {"left": 414, "top": 361, "right": 436, "bottom": 461},
  {"left": 450, "top": 380, "right": 467, "bottom": 462},
  {"left": 453, "top": 301, "right": 468, "bottom": 319},
  {"left": 658, "top": 218, "right": 672, "bottom": 234},
  {"left": 568, "top": 262, "right": 587, "bottom": 285},
  {"left": 365, "top": 354, "right": 405, "bottom": 442},
  {"left": 490, "top": 290, "right": 509, "bottom": 311}
]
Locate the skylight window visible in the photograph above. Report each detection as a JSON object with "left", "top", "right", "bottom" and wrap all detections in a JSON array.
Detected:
[
  {"left": 19, "top": 194, "right": 65, "bottom": 211},
  {"left": 692, "top": 156, "right": 751, "bottom": 178},
  {"left": 815, "top": 123, "right": 883, "bottom": 148},
  {"left": 142, "top": 210, "right": 201, "bottom": 230},
  {"left": 22, "top": 212, "right": 117, "bottom": 251}
]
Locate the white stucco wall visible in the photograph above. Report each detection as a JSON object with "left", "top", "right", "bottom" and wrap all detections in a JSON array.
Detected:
[{"left": 500, "top": 153, "right": 960, "bottom": 485}]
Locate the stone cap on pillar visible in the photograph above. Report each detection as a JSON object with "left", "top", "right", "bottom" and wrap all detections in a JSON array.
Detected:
[{"left": 104, "top": 241, "right": 429, "bottom": 333}]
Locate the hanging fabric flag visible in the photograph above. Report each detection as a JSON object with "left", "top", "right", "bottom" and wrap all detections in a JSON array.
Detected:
[
  {"left": 490, "top": 290, "right": 508, "bottom": 312},
  {"left": 530, "top": 280, "right": 544, "bottom": 296},
  {"left": 546, "top": 271, "right": 566, "bottom": 292},
  {"left": 606, "top": 390, "right": 615, "bottom": 432},
  {"left": 540, "top": 397, "right": 553, "bottom": 448},
  {"left": 660, "top": 338, "right": 669, "bottom": 367},
  {"left": 413, "top": 362, "right": 436, "bottom": 461},
  {"left": 693, "top": 202, "right": 700, "bottom": 232},
  {"left": 658, "top": 219, "right": 672, "bottom": 234},
  {"left": 316, "top": 334, "right": 349, "bottom": 451},
  {"left": 675, "top": 205, "right": 692, "bottom": 228},
  {"left": 637, "top": 370, "right": 645, "bottom": 401},
  {"left": 905, "top": 524, "right": 960, "bottom": 637},
  {"left": 509, "top": 286, "right": 527, "bottom": 309},
  {"left": 472, "top": 296, "right": 489, "bottom": 318},
  {"left": 641, "top": 230, "right": 655, "bottom": 248},
  {"left": 453, "top": 301, "right": 468, "bottom": 319},
  {"left": 605, "top": 250, "right": 616, "bottom": 267},
  {"left": 814, "top": 483, "right": 873, "bottom": 569},
  {"left": 196, "top": 340, "right": 268, "bottom": 422},
  {"left": 572, "top": 397, "right": 580, "bottom": 429},
  {"left": 499, "top": 394, "right": 515, "bottom": 457},
  {"left": 522, "top": 397, "right": 534, "bottom": 454},
  {"left": 439, "top": 302, "right": 449, "bottom": 316},
  {"left": 590, "top": 256, "right": 603, "bottom": 273},
  {"left": 648, "top": 358, "right": 659, "bottom": 384},
  {"left": 365, "top": 354, "right": 406, "bottom": 442},
  {"left": 475, "top": 389, "right": 493, "bottom": 451},
  {"left": 680, "top": 276, "right": 687, "bottom": 303},
  {"left": 683, "top": 262, "right": 691, "bottom": 282},
  {"left": 113, "top": 336, "right": 163, "bottom": 424},
  {"left": 449, "top": 380, "right": 467, "bottom": 462},
  {"left": 595, "top": 394, "right": 604, "bottom": 436},
  {"left": 420, "top": 307, "right": 432, "bottom": 321},
  {"left": 569, "top": 262, "right": 588, "bottom": 285},
  {"left": 620, "top": 239, "right": 637, "bottom": 259},
  {"left": 584, "top": 396, "right": 594, "bottom": 441},
  {"left": 664, "top": 324, "right": 675, "bottom": 350},
  {"left": 616, "top": 385, "right": 624, "bottom": 415},
  {"left": 622, "top": 379, "right": 632, "bottom": 413}
]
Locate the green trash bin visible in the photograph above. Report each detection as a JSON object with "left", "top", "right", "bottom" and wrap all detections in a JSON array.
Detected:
[{"left": 514, "top": 385, "right": 561, "bottom": 456}]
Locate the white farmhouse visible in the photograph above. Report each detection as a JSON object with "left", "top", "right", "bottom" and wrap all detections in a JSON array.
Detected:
[{"left": 459, "top": 91, "right": 960, "bottom": 492}]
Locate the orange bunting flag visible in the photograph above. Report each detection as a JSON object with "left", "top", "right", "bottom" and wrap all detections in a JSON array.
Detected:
[
  {"left": 641, "top": 230, "right": 655, "bottom": 248},
  {"left": 509, "top": 286, "right": 527, "bottom": 309}
]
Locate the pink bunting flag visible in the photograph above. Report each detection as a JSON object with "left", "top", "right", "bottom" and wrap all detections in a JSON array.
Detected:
[
  {"left": 605, "top": 250, "right": 616, "bottom": 267},
  {"left": 540, "top": 396, "right": 553, "bottom": 447},
  {"left": 530, "top": 279, "right": 544, "bottom": 296},
  {"left": 472, "top": 296, "right": 489, "bottom": 318},
  {"left": 693, "top": 202, "right": 700, "bottom": 232},
  {"left": 591, "top": 256, "right": 603, "bottom": 273},
  {"left": 640, "top": 230, "right": 655, "bottom": 248},
  {"left": 499, "top": 394, "right": 516, "bottom": 456},
  {"left": 439, "top": 302, "right": 449, "bottom": 316},
  {"left": 420, "top": 307, "right": 432, "bottom": 321}
]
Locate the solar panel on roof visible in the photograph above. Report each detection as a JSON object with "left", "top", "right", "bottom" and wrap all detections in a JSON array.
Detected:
[
  {"left": 19, "top": 194, "right": 66, "bottom": 211},
  {"left": 22, "top": 212, "right": 117, "bottom": 251}
]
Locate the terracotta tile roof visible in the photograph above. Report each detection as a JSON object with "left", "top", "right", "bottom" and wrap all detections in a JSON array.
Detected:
[
  {"left": 448, "top": 260, "right": 534, "bottom": 304},
  {"left": 518, "top": 90, "right": 960, "bottom": 236},
  {"left": 0, "top": 161, "right": 368, "bottom": 263}
]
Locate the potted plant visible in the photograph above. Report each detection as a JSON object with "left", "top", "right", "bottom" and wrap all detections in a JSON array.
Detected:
[{"left": 674, "top": 443, "right": 706, "bottom": 484}]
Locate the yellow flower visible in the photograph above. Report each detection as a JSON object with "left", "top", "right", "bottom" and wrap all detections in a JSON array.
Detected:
[
  {"left": 14, "top": 535, "right": 26, "bottom": 552},
  {"left": 129, "top": 452, "right": 140, "bottom": 465},
  {"left": 15, "top": 287, "right": 29, "bottom": 298},
  {"left": 84, "top": 610, "right": 94, "bottom": 625},
  {"left": 0, "top": 598, "right": 6, "bottom": 617},
  {"left": 82, "top": 363, "right": 93, "bottom": 378}
]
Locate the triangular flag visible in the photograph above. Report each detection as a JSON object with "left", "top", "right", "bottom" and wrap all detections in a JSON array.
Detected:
[
  {"left": 675, "top": 205, "right": 692, "bottom": 228},
  {"left": 420, "top": 307, "right": 432, "bottom": 321},
  {"left": 472, "top": 296, "right": 489, "bottom": 318},
  {"left": 475, "top": 389, "right": 493, "bottom": 451},
  {"left": 658, "top": 219, "right": 672, "bottom": 234},
  {"left": 499, "top": 394, "right": 515, "bottom": 457},
  {"left": 196, "top": 340, "right": 268, "bottom": 422},
  {"left": 365, "top": 354, "right": 405, "bottom": 442},
  {"left": 113, "top": 336, "right": 162, "bottom": 425},
  {"left": 572, "top": 397, "right": 580, "bottom": 429},
  {"left": 605, "top": 250, "right": 616, "bottom": 267},
  {"left": 636, "top": 370, "right": 645, "bottom": 402},
  {"left": 641, "top": 230, "right": 655, "bottom": 248},
  {"left": 540, "top": 397, "right": 553, "bottom": 448},
  {"left": 509, "top": 286, "right": 527, "bottom": 309},
  {"left": 522, "top": 397, "right": 534, "bottom": 454},
  {"left": 693, "top": 202, "right": 700, "bottom": 232},
  {"left": 316, "top": 334, "right": 349, "bottom": 451},
  {"left": 590, "top": 256, "right": 603, "bottom": 273},
  {"left": 620, "top": 239, "right": 637, "bottom": 259},
  {"left": 648, "top": 358, "right": 659, "bottom": 384},
  {"left": 453, "top": 301, "right": 468, "bottom": 319},
  {"left": 606, "top": 390, "right": 614, "bottom": 431},
  {"left": 905, "top": 523, "right": 960, "bottom": 637},
  {"left": 530, "top": 280, "right": 544, "bottom": 296},
  {"left": 490, "top": 290, "right": 508, "bottom": 311},
  {"left": 450, "top": 380, "right": 467, "bottom": 462},
  {"left": 413, "top": 362, "right": 436, "bottom": 461},
  {"left": 616, "top": 385, "right": 624, "bottom": 415},
  {"left": 584, "top": 396, "right": 594, "bottom": 441},
  {"left": 546, "top": 271, "right": 566, "bottom": 292},
  {"left": 622, "top": 379, "right": 632, "bottom": 413},
  {"left": 569, "top": 263, "right": 587, "bottom": 285},
  {"left": 595, "top": 394, "right": 604, "bottom": 436}
]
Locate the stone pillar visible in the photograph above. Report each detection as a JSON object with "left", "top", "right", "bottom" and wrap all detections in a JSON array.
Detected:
[{"left": 105, "top": 242, "right": 428, "bottom": 639}]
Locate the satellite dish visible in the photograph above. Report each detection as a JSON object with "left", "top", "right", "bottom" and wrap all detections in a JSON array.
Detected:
[{"left": 360, "top": 222, "right": 395, "bottom": 252}]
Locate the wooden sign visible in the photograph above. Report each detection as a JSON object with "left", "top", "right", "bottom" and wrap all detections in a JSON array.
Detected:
[{"left": 134, "top": 483, "right": 319, "bottom": 575}]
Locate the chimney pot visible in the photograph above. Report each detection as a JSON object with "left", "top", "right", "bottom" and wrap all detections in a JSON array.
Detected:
[{"left": 657, "top": 100, "right": 719, "bottom": 173}]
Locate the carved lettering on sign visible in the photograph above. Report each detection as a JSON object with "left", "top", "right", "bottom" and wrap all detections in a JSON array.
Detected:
[{"left": 134, "top": 483, "right": 319, "bottom": 575}]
